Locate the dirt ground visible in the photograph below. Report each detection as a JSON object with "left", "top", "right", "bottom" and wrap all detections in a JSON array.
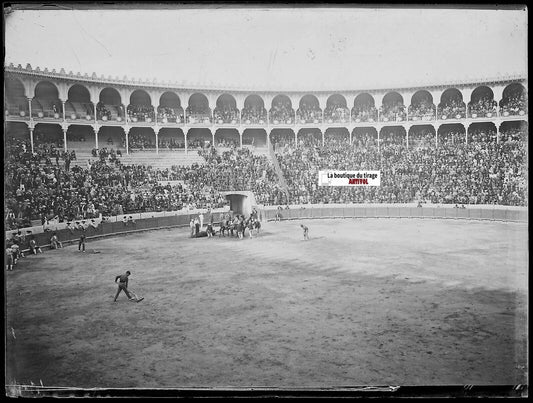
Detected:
[{"left": 5, "top": 218, "right": 528, "bottom": 389}]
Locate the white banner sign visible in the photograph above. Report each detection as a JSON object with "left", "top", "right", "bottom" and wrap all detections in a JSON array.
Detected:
[{"left": 318, "top": 170, "right": 381, "bottom": 186}]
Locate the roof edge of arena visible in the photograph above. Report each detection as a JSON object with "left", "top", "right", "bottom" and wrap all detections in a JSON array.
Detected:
[{"left": 5, "top": 62, "right": 528, "bottom": 94}]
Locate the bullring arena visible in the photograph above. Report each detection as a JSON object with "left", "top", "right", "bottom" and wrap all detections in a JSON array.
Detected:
[
  {"left": 4, "top": 210, "right": 529, "bottom": 390},
  {"left": 4, "top": 6, "right": 528, "bottom": 398}
]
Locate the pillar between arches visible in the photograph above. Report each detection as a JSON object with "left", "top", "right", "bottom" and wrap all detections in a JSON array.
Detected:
[
  {"left": 29, "top": 127, "right": 34, "bottom": 154},
  {"left": 63, "top": 128, "right": 67, "bottom": 152},
  {"left": 125, "top": 127, "right": 129, "bottom": 155}
]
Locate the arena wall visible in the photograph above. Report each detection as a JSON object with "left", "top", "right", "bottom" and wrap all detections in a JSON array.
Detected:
[
  {"left": 261, "top": 204, "right": 528, "bottom": 223},
  {"left": 15, "top": 204, "right": 527, "bottom": 253}
]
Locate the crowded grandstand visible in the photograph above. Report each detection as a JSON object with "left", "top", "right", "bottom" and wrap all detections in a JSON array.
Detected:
[{"left": 4, "top": 64, "right": 528, "bottom": 234}]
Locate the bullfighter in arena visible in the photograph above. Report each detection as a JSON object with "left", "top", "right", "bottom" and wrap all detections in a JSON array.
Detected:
[
  {"left": 300, "top": 224, "right": 309, "bottom": 240},
  {"left": 113, "top": 270, "right": 143, "bottom": 302}
]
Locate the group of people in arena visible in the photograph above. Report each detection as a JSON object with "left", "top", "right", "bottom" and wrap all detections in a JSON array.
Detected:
[
  {"left": 5, "top": 226, "right": 89, "bottom": 270},
  {"left": 188, "top": 210, "right": 262, "bottom": 239},
  {"left": 5, "top": 122, "right": 527, "bottom": 234}
]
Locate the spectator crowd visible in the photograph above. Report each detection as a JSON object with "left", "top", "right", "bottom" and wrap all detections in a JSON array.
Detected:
[
  {"left": 276, "top": 126, "right": 527, "bottom": 206},
  {"left": 270, "top": 99, "right": 294, "bottom": 124},
  {"left": 5, "top": 122, "right": 527, "bottom": 232},
  {"left": 241, "top": 104, "right": 267, "bottom": 124},
  {"left": 469, "top": 95, "right": 497, "bottom": 117},
  {"left": 127, "top": 104, "right": 155, "bottom": 122}
]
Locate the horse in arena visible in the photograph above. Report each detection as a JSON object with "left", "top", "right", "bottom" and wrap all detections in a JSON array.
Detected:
[
  {"left": 253, "top": 219, "right": 261, "bottom": 235},
  {"left": 219, "top": 218, "right": 230, "bottom": 237}
]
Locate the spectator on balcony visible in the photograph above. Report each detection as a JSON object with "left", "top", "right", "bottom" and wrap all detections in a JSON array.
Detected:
[
  {"left": 242, "top": 105, "right": 267, "bottom": 124},
  {"left": 270, "top": 100, "right": 294, "bottom": 124},
  {"left": 352, "top": 103, "right": 378, "bottom": 122},
  {"left": 297, "top": 102, "right": 322, "bottom": 124},
  {"left": 214, "top": 105, "right": 239, "bottom": 124},
  {"left": 324, "top": 103, "right": 350, "bottom": 123}
]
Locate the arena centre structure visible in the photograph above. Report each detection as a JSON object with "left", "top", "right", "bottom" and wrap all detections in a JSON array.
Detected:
[{"left": 4, "top": 62, "right": 528, "bottom": 245}]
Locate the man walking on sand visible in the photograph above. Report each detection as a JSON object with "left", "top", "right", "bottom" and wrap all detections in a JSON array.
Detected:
[{"left": 114, "top": 270, "right": 137, "bottom": 302}]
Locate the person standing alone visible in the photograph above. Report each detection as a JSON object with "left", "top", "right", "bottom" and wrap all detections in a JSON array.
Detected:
[
  {"left": 300, "top": 224, "right": 309, "bottom": 240},
  {"left": 114, "top": 270, "right": 134, "bottom": 302},
  {"left": 78, "top": 234, "right": 86, "bottom": 252}
]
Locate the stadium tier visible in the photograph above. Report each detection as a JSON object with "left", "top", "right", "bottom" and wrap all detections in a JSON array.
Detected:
[{"left": 4, "top": 64, "right": 528, "bottom": 231}]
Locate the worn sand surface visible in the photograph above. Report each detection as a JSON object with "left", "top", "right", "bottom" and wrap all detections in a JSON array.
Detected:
[{"left": 5, "top": 218, "right": 528, "bottom": 388}]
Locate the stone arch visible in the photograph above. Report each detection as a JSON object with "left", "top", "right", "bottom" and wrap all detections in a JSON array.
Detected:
[
  {"left": 128, "top": 90, "right": 154, "bottom": 123},
  {"left": 438, "top": 88, "right": 466, "bottom": 120},
  {"left": 379, "top": 126, "right": 406, "bottom": 146},
  {"left": 408, "top": 125, "right": 436, "bottom": 148},
  {"left": 380, "top": 92, "right": 406, "bottom": 122},
  {"left": 270, "top": 95, "right": 294, "bottom": 125},
  {"left": 242, "top": 94, "right": 267, "bottom": 125},
  {"left": 409, "top": 90, "right": 435, "bottom": 121},
  {"left": 5, "top": 121, "right": 30, "bottom": 143},
  {"left": 214, "top": 94, "right": 239, "bottom": 124},
  {"left": 128, "top": 127, "right": 157, "bottom": 150},
  {"left": 158, "top": 128, "right": 185, "bottom": 150},
  {"left": 467, "top": 122, "right": 497, "bottom": 143},
  {"left": 297, "top": 128, "right": 323, "bottom": 147},
  {"left": 66, "top": 124, "right": 96, "bottom": 151},
  {"left": 324, "top": 127, "right": 350, "bottom": 144},
  {"left": 215, "top": 128, "right": 240, "bottom": 148},
  {"left": 5, "top": 77, "right": 29, "bottom": 117},
  {"left": 98, "top": 88, "right": 124, "bottom": 122},
  {"left": 187, "top": 128, "right": 213, "bottom": 148},
  {"left": 325, "top": 94, "right": 349, "bottom": 124},
  {"left": 33, "top": 123, "right": 64, "bottom": 148},
  {"left": 158, "top": 92, "right": 183, "bottom": 123},
  {"left": 352, "top": 93, "right": 377, "bottom": 123},
  {"left": 243, "top": 128, "right": 267, "bottom": 147},
  {"left": 468, "top": 86, "right": 497, "bottom": 119},
  {"left": 500, "top": 83, "right": 527, "bottom": 117},
  {"left": 297, "top": 95, "right": 322, "bottom": 124},
  {"left": 270, "top": 128, "right": 295, "bottom": 150},
  {"left": 437, "top": 123, "right": 466, "bottom": 146},
  {"left": 187, "top": 93, "right": 211, "bottom": 124},
  {"left": 98, "top": 126, "right": 127, "bottom": 151},
  {"left": 66, "top": 84, "right": 94, "bottom": 120},
  {"left": 352, "top": 127, "right": 378, "bottom": 147},
  {"left": 499, "top": 120, "right": 528, "bottom": 143},
  {"left": 32, "top": 81, "right": 61, "bottom": 119}
]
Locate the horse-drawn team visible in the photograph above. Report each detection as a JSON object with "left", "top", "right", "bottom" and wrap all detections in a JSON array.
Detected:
[{"left": 190, "top": 209, "right": 261, "bottom": 239}]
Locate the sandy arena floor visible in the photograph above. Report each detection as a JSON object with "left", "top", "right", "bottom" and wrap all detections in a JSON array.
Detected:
[{"left": 5, "top": 218, "right": 528, "bottom": 388}]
